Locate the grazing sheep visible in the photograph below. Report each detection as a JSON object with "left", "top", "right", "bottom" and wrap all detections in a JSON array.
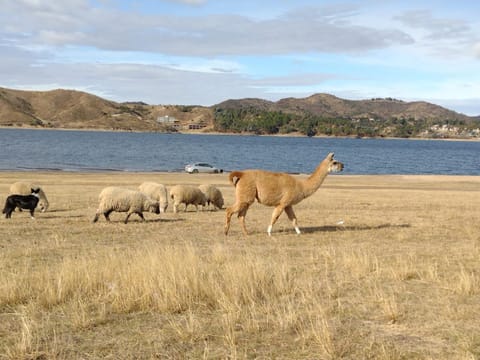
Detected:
[
  {"left": 198, "top": 184, "right": 224, "bottom": 210},
  {"left": 92, "top": 186, "right": 160, "bottom": 224},
  {"left": 9, "top": 181, "right": 49, "bottom": 212},
  {"left": 225, "top": 152, "right": 344, "bottom": 236},
  {"left": 138, "top": 181, "right": 168, "bottom": 213},
  {"left": 169, "top": 185, "right": 207, "bottom": 213}
]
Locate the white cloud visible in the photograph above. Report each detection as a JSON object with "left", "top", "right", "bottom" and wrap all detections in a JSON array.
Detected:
[
  {"left": 474, "top": 42, "right": 480, "bottom": 58},
  {"left": 1, "top": 2, "right": 413, "bottom": 56},
  {"left": 1, "top": 1, "right": 480, "bottom": 115}
]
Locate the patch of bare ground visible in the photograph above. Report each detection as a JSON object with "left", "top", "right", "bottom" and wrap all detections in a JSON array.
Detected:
[{"left": 0, "top": 172, "right": 479, "bottom": 359}]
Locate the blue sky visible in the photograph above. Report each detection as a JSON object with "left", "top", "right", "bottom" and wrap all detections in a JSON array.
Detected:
[{"left": 1, "top": 0, "right": 480, "bottom": 115}]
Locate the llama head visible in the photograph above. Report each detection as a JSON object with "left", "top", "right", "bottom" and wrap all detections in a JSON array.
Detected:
[{"left": 326, "top": 153, "right": 344, "bottom": 173}]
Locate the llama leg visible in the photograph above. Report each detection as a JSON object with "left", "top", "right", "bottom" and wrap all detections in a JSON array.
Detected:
[
  {"left": 285, "top": 206, "right": 301, "bottom": 234},
  {"left": 225, "top": 203, "right": 241, "bottom": 235},
  {"left": 237, "top": 205, "right": 250, "bottom": 236},
  {"left": 30, "top": 208, "right": 36, "bottom": 220},
  {"left": 225, "top": 202, "right": 249, "bottom": 235},
  {"left": 137, "top": 212, "right": 145, "bottom": 222},
  {"left": 268, "top": 205, "right": 285, "bottom": 236},
  {"left": 224, "top": 206, "right": 235, "bottom": 235}
]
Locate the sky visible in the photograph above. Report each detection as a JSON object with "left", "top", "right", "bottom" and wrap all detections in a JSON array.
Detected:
[{"left": 1, "top": 0, "right": 480, "bottom": 116}]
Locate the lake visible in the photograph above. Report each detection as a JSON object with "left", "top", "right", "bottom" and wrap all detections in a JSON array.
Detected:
[{"left": 0, "top": 128, "right": 479, "bottom": 175}]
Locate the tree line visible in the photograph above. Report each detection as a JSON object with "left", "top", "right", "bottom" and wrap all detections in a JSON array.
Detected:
[{"left": 213, "top": 107, "right": 471, "bottom": 138}]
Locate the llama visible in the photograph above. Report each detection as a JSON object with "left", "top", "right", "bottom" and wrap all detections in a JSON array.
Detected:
[{"left": 224, "top": 152, "right": 344, "bottom": 236}]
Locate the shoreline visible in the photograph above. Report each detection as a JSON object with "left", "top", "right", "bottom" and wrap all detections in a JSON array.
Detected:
[
  {"left": 0, "top": 171, "right": 478, "bottom": 181},
  {"left": 1, "top": 168, "right": 479, "bottom": 177}
]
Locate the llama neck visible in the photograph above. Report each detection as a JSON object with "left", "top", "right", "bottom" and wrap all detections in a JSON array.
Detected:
[{"left": 302, "top": 159, "right": 330, "bottom": 197}]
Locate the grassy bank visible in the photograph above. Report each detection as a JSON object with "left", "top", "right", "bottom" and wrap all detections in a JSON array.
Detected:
[{"left": 0, "top": 172, "right": 479, "bottom": 359}]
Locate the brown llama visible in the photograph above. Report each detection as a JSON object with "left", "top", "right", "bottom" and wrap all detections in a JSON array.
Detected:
[{"left": 224, "top": 152, "right": 344, "bottom": 236}]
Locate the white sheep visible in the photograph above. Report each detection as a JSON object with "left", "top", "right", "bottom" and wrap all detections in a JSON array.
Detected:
[
  {"left": 169, "top": 185, "right": 207, "bottom": 213},
  {"left": 138, "top": 181, "right": 168, "bottom": 213},
  {"left": 9, "top": 181, "right": 49, "bottom": 212},
  {"left": 92, "top": 186, "right": 160, "bottom": 224},
  {"left": 198, "top": 184, "right": 224, "bottom": 210}
]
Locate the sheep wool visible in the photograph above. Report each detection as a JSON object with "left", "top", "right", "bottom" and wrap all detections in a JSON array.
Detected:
[
  {"left": 169, "top": 185, "right": 207, "bottom": 213},
  {"left": 9, "top": 181, "right": 49, "bottom": 212},
  {"left": 93, "top": 186, "right": 160, "bottom": 224},
  {"left": 198, "top": 184, "right": 224, "bottom": 210},
  {"left": 138, "top": 181, "right": 168, "bottom": 213}
]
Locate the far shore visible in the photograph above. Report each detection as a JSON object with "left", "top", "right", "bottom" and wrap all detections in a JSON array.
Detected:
[{"left": 1, "top": 125, "right": 479, "bottom": 142}]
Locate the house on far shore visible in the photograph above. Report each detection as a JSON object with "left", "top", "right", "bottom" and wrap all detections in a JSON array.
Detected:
[
  {"left": 188, "top": 121, "right": 207, "bottom": 130},
  {"left": 156, "top": 115, "right": 180, "bottom": 130}
]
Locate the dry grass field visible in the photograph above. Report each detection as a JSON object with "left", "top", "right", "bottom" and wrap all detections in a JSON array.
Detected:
[{"left": 0, "top": 171, "right": 479, "bottom": 359}]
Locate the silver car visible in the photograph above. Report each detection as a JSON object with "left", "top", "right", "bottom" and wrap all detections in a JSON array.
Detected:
[{"left": 185, "top": 162, "right": 223, "bottom": 174}]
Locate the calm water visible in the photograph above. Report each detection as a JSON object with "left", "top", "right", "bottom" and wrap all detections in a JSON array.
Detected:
[{"left": 0, "top": 128, "right": 479, "bottom": 175}]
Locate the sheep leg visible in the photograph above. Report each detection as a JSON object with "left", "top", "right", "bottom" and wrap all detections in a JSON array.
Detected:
[
  {"left": 104, "top": 210, "right": 114, "bottom": 221},
  {"left": 137, "top": 212, "right": 145, "bottom": 222},
  {"left": 268, "top": 205, "right": 285, "bottom": 236},
  {"left": 124, "top": 212, "right": 133, "bottom": 224},
  {"left": 285, "top": 206, "right": 301, "bottom": 234}
]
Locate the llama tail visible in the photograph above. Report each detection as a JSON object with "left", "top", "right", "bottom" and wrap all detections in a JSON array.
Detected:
[{"left": 228, "top": 171, "right": 243, "bottom": 187}]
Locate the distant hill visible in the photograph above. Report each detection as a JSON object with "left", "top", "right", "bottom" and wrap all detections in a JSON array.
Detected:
[
  {"left": 0, "top": 87, "right": 478, "bottom": 138},
  {"left": 214, "top": 94, "right": 479, "bottom": 138},
  {"left": 216, "top": 93, "right": 472, "bottom": 122},
  {"left": 0, "top": 87, "right": 213, "bottom": 132}
]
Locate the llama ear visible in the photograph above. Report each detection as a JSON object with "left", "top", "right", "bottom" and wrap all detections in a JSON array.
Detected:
[{"left": 327, "top": 152, "right": 334, "bottom": 160}]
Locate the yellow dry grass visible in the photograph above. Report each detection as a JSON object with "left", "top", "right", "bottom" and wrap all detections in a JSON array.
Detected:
[{"left": 0, "top": 171, "right": 479, "bottom": 359}]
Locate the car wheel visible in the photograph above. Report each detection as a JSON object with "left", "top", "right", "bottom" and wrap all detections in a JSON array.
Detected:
[
  {"left": 214, "top": 169, "right": 219, "bottom": 173},
  {"left": 192, "top": 169, "right": 199, "bottom": 173}
]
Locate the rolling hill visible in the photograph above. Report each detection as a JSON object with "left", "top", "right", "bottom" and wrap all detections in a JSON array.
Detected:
[{"left": 0, "top": 87, "right": 478, "bottom": 138}]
